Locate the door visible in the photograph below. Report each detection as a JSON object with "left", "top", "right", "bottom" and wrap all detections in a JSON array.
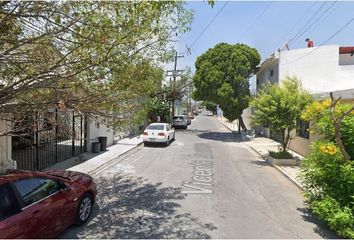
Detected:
[
  {"left": 13, "top": 178, "right": 72, "bottom": 238},
  {"left": 0, "top": 184, "right": 28, "bottom": 239}
]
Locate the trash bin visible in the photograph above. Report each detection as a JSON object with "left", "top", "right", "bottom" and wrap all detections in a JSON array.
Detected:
[
  {"left": 97, "top": 136, "right": 108, "bottom": 151},
  {"left": 92, "top": 142, "right": 101, "bottom": 153}
]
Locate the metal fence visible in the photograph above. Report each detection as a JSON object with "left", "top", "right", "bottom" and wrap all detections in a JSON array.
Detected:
[{"left": 12, "top": 110, "right": 86, "bottom": 171}]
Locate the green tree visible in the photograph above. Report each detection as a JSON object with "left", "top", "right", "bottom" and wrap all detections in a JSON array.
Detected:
[
  {"left": 0, "top": 1, "right": 193, "bottom": 135},
  {"left": 250, "top": 77, "right": 313, "bottom": 152},
  {"left": 202, "top": 101, "right": 217, "bottom": 114},
  {"left": 145, "top": 97, "right": 170, "bottom": 123},
  {"left": 193, "top": 43, "right": 260, "bottom": 131}
]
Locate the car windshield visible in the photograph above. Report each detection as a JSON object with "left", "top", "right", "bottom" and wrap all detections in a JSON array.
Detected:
[
  {"left": 173, "top": 116, "right": 184, "bottom": 120},
  {"left": 147, "top": 125, "right": 165, "bottom": 130}
]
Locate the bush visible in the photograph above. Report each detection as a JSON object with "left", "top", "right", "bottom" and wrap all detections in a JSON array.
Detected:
[
  {"left": 269, "top": 150, "right": 293, "bottom": 159},
  {"left": 302, "top": 100, "right": 354, "bottom": 159},
  {"left": 299, "top": 141, "right": 354, "bottom": 238}
]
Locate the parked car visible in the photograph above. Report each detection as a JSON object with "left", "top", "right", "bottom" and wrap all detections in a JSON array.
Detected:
[
  {"left": 143, "top": 123, "right": 175, "bottom": 146},
  {"left": 206, "top": 111, "right": 213, "bottom": 116},
  {"left": 188, "top": 112, "right": 194, "bottom": 119},
  {"left": 0, "top": 169, "right": 97, "bottom": 239},
  {"left": 172, "top": 115, "right": 188, "bottom": 129},
  {"left": 184, "top": 115, "right": 191, "bottom": 125}
]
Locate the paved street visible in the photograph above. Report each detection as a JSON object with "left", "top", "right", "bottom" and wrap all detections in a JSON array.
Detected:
[{"left": 60, "top": 115, "right": 336, "bottom": 239}]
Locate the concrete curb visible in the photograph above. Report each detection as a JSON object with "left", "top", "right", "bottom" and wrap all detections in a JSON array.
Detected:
[
  {"left": 271, "top": 164, "right": 303, "bottom": 191},
  {"left": 218, "top": 118, "right": 303, "bottom": 190},
  {"left": 88, "top": 141, "right": 143, "bottom": 176}
]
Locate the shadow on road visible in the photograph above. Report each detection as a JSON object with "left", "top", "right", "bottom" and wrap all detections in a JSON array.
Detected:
[
  {"left": 197, "top": 131, "right": 252, "bottom": 143},
  {"left": 296, "top": 207, "right": 339, "bottom": 239},
  {"left": 143, "top": 139, "right": 176, "bottom": 148},
  {"left": 60, "top": 174, "right": 216, "bottom": 239}
]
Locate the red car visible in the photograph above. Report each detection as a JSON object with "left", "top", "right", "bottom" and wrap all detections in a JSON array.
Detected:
[{"left": 0, "top": 169, "right": 97, "bottom": 238}]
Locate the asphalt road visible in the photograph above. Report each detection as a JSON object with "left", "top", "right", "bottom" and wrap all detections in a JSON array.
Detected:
[{"left": 60, "top": 114, "right": 337, "bottom": 239}]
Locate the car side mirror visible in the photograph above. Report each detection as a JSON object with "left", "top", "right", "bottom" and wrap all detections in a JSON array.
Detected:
[{"left": 60, "top": 182, "right": 70, "bottom": 192}]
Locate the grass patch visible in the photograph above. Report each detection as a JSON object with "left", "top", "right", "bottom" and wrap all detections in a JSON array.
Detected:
[{"left": 269, "top": 150, "right": 293, "bottom": 159}]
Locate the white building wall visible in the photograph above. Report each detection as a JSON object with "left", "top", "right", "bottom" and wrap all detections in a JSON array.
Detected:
[
  {"left": 241, "top": 107, "right": 253, "bottom": 130},
  {"left": 278, "top": 45, "right": 354, "bottom": 93},
  {"left": 0, "top": 120, "right": 12, "bottom": 169},
  {"left": 339, "top": 53, "right": 354, "bottom": 65},
  {"left": 86, "top": 118, "right": 114, "bottom": 152},
  {"left": 256, "top": 60, "right": 279, "bottom": 91}
]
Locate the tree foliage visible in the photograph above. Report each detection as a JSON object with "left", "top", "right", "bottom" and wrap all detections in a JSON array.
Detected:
[
  {"left": 0, "top": 1, "right": 193, "bottom": 135},
  {"left": 250, "top": 77, "right": 313, "bottom": 151},
  {"left": 203, "top": 101, "right": 217, "bottom": 114},
  {"left": 299, "top": 93, "right": 354, "bottom": 238},
  {"left": 302, "top": 97, "right": 354, "bottom": 160},
  {"left": 193, "top": 43, "right": 260, "bottom": 129}
]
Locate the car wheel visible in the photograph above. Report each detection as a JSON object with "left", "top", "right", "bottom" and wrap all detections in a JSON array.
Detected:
[
  {"left": 75, "top": 193, "right": 93, "bottom": 225},
  {"left": 165, "top": 137, "right": 170, "bottom": 146}
]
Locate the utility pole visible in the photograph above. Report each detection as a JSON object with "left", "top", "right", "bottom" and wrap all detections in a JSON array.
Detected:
[{"left": 166, "top": 50, "right": 183, "bottom": 120}]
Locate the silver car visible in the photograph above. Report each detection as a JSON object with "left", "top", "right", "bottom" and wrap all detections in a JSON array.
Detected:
[{"left": 172, "top": 115, "right": 188, "bottom": 129}]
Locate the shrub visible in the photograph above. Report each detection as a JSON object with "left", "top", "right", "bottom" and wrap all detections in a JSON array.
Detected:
[
  {"left": 299, "top": 141, "right": 354, "bottom": 238},
  {"left": 302, "top": 99, "right": 354, "bottom": 159},
  {"left": 269, "top": 150, "right": 293, "bottom": 159}
]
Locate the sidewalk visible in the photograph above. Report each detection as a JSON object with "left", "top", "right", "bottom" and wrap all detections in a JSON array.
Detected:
[
  {"left": 218, "top": 117, "right": 304, "bottom": 190},
  {"left": 244, "top": 137, "right": 304, "bottom": 190},
  {"left": 47, "top": 135, "right": 143, "bottom": 175}
]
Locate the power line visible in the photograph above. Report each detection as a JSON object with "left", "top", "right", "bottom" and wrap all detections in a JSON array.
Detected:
[
  {"left": 239, "top": 2, "right": 273, "bottom": 42},
  {"left": 287, "top": 2, "right": 327, "bottom": 46},
  {"left": 189, "top": 1, "right": 229, "bottom": 49},
  {"left": 275, "top": 2, "right": 317, "bottom": 49},
  {"left": 281, "top": 17, "right": 354, "bottom": 66},
  {"left": 289, "top": 1, "right": 337, "bottom": 46},
  {"left": 306, "top": 1, "right": 342, "bottom": 36}
]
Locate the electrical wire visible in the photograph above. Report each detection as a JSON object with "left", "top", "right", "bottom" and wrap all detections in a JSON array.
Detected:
[
  {"left": 289, "top": 1, "right": 338, "bottom": 46},
  {"left": 287, "top": 2, "right": 328, "bottom": 46},
  {"left": 239, "top": 2, "right": 273, "bottom": 42},
  {"left": 281, "top": 17, "right": 354, "bottom": 66},
  {"left": 189, "top": 1, "right": 229, "bottom": 49},
  {"left": 275, "top": 2, "right": 317, "bottom": 49},
  {"left": 306, "top": 1, "right": 342, "bottom": 36}
]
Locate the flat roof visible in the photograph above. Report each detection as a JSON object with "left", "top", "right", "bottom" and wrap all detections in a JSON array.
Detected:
[
  {"left": 312, "top": 88, "right": 354, "bottom": 100},
  {"left": 339, "top": 47, "right": 354, "bottom": 54}
]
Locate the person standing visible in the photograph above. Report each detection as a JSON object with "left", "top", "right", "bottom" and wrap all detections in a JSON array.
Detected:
[{"left": 306, "top": 38, "right": 314, "bottom": 48}]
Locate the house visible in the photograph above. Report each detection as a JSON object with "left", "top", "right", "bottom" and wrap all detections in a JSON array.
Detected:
[
  {"left": 255, "top": 45, "right": 354, "bottom": 156},
  {"left": 256, "top": 45, "right": 354, "bottom": 93},
  {"left": 288, "top": 88, "right": 354, "bottom": 156},
  {"left": 0, "top": 111, "right": 124, "bottom": 171}
]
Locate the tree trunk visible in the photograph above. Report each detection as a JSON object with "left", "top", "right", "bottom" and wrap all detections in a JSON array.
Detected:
[
  {"left": 283, "top": 128, "right": 290, "bottom": 152},
  {"left": 238, "top": 116, "right": 247, "bottom": 132},
  {"left": 333, "top": 122, "right": 351, "bottom": 161}
]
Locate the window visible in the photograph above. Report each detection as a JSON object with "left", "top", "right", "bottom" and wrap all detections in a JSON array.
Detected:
[
  {"left": 14, "top": 178, "right": 61, "bottom": 207},
  {"left": 298, "top": 120, "right": 310, "bottom": 139},
  {"left": 270, "top": 69, "right": 274, "bottom": 77},
  {"left": 0, "top": 184, "right": 21, "bottom": 221},
  {"left": 146, "top": 125, "right": 165, "bottom": 130}
]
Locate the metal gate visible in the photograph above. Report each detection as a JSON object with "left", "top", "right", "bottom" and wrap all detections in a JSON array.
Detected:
[
  {"left": 12, "top": 110, "right": 86, "bottom": 171},
  {"left": 270, "top": 128, "right": 284, "bottom": 144}
]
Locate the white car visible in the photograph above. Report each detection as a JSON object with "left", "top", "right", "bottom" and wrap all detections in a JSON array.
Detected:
[{"left": 143, "top": 123, "right": 175, "bottom": 146}]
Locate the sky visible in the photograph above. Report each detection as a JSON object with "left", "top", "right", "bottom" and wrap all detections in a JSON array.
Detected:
[{"left": 170, "top": 1, "right": 354, "bottom": 72}]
